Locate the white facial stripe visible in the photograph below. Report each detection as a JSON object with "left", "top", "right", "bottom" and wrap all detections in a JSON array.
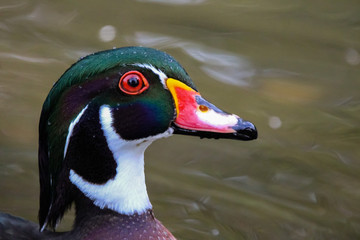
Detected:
[
  {"left": 196, "top": 109, "right": 238, "bottom": 128},
  {"left": 69, "top": 105, "right": 173, "bottom": 215},
  {"left": 133, "top": 63, "right": 168, "bottom": 88},
  {"left": 63, "top": 105, "right": 89, "bottom": 159}
]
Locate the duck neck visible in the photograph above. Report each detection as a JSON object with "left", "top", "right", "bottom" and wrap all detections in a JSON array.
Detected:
[
  {"left": 73, "top": 189, "right": 152, "bottom": 226},
  {"left": 68, "top": 105, "right": 153, "bottom": 216},
  {"left": 69, "top": 140, "right": 152, "bottom": 216}
]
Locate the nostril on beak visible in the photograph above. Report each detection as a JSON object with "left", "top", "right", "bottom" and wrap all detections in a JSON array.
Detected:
[{"left": 198, "top": 105, "right": 209, "bottom": 112}]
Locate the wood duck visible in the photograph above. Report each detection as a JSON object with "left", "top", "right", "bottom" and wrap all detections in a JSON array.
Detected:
[{"left": 0, "top": 46, "right": 257, "bottom": 240}]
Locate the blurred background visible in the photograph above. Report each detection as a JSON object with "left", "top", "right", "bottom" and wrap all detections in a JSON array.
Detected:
[{"left": 0, "top": 0, "right": 359, "bottom": 239}]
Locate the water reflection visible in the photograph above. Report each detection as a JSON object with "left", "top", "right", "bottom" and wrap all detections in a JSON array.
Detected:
[
  {"left": 345, "top": 48, "right": 360, "bottom": 66},
  {"left": 0, "top": 52, "right": 59, "bottom": 64},
  {"left": 137, "top": 0, "right": 206, "bottom": 5},
  {"left": 184, "top": 46, "right": 255, "bottom": 87},
  {"left": 98, "top": 25, "right": 117, "bottom": 42},
  {"left": 5, "top": 2, "right": 77, "bottom": 27}
]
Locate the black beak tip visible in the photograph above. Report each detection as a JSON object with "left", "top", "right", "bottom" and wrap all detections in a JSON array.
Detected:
[
  {"left": 233, "top": 120, "right": 258, "bottom": 141},
  {"left": 242, "top": 126, "right": 258, "bottom": 140}
]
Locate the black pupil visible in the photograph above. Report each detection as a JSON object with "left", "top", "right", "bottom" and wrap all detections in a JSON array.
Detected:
[{"left": 128, "top": 77, "right": 140, "bottom": 87}]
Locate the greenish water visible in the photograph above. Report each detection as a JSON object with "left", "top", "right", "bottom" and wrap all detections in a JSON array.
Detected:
[{"left": 0, "top": 0, "right": 359, "bottom": 239}]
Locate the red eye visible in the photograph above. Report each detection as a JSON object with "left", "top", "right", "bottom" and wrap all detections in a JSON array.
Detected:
[{"left": 118, "top": 71, "right": 149, "bottom": 95}]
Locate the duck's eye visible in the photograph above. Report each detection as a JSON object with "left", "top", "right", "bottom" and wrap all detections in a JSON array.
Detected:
[{"left": 119, "top": 71, "right": 149, "bottom": 95}]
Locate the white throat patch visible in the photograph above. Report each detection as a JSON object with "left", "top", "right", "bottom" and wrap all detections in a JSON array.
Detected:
[{"left": 69, "top": 105, "right": 173, "bottom": 215}]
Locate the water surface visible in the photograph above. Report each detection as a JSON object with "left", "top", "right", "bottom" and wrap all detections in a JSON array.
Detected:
[{"left": 0, "top": 0, "right": 359, "bottom": 239}]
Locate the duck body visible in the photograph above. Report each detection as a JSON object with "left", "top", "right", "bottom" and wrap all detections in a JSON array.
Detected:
[{"left": 0, "top": 46, "right": 257, "bottom": 240}]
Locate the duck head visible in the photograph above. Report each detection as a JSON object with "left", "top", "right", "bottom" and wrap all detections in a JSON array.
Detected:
[{"left": 38, "top": 47, "right": 257, "bottom": 230}]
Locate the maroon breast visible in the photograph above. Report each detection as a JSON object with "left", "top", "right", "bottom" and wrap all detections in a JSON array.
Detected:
[{"left": 67, "top": 210, "right": 176, "bottom": 240}]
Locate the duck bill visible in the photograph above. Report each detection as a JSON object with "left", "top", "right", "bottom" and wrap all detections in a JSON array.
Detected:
[{"left": 166, "top": 78, "right": 257, "bottom": 141}]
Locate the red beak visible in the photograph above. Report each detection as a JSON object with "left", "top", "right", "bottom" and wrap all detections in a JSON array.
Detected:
[{"left": 166, "top": 78, "right": 257, "bottom": 140}]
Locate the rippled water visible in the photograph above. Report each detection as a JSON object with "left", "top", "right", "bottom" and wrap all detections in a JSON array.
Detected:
[{"left": 1, "top": 0, "right": 359, "bottom": 239}]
